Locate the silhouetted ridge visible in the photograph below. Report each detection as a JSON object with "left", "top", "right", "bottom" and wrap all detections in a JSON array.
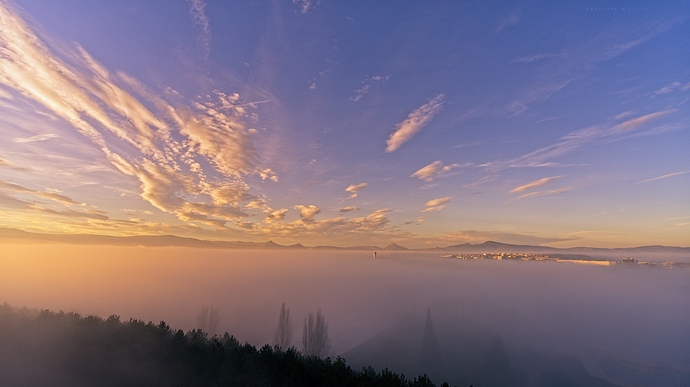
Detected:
[
  {"left": 1, "top": 227, "right": 688, "bottom": 254},
  {"left": 383, "top": 243, "right": 408, "bottom": 251}
]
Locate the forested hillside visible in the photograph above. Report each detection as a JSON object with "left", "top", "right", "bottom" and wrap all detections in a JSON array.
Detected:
[{"left": 0, "top": 304, "right": 445, "bottom": 387}]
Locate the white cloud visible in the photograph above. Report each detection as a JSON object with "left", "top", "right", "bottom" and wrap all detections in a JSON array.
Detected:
[
  {"left": 345, "top": 182, "right": 367, "bottom": 199},
  {"left": 339, "top": 206, "right": 358, "bottom": 213},
  {"left": 509, "top": 176, "right": 562, "bottom": 193},
  {"left": 421, "top": 197, "right": 451, "bottom": 212},
  {"left": 385, "top": 94, "right": 444, "bottom": 153},
  {"left": 265, "top": 209, "right": 288, "bottom": 223},
  {"left": 411, "top": 160, "right": 463, "bottom": 182},
  {"left": 12, "top": 133, "right": 59, "bottom": 143},
  {"left": 294, "top": 204, "right": 321, "bottom": 222}
]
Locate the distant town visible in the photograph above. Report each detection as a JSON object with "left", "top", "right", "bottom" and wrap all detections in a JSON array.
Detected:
[{"left": 438, "top": 252, "right": 690, "bottom": 268}]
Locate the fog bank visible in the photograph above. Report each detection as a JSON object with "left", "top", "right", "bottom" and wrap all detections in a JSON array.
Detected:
[{"left": 1, "top": 245, "right": 688, "bottom": 385}]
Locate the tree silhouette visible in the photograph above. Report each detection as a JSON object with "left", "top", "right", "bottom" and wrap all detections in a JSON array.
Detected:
[
  {"left": 481, "top": 333, "right": 527, "bottom": 387},
  {"left": 421, "top": 307, "right": 441, "bottom": 364},
  {"left": 196, "top": 304, "right": 220, "bottom": 335},
  {"left": 274, "top": 302, "right": 293, "bottom": 349},
  {"left": 302, "top": 308, "right": 330, "bottom": 357}
]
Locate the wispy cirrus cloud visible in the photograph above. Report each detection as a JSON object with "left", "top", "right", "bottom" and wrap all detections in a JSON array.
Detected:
[
  {"left": 385, "top": 94, "right": 444, "bottom": 153},
  {"left": 0, "top": 180, "right": 80, "bottom": 206},
  {"left": 350, "top": 75, "right": 389, "bottom": 102},
  {"left": 510, "top": 53, "right": 558, "bottom": 63},
  {"left": 0, "top": 181, "right": 111, "bottom": 221},
  {"left": 411, "top": 160, "right": 466, "bottom": 182},
  {"left": 634, "top": 171, "right": 689, "bottom": 185},
  {"left": 504, "top": 79, "right": 574, "bottom": 116},
  {"left": 12, "top": 133, "right": 59, "bottom": 143},
  {"left": 292, "top": 0, "right": 316, "bottom": 14},
  {"left": 480, "top": 108, "right": 678, "bottom": 176},
  {"left": 509, "top": 176, "right": 562, "bottom": 193},
  {"left": 513, "top": 188, "right": 569, "bottom": 201},
  {"left": 0, "top": 155, "right": 27, "bottom": 171},
  {"left": 496, "top": 11, "right": 520, "bottom": 33},
  {"left": 503, "top": 22, "right": 678, "bottom": 116},
  {"left": 187, "top": 0, "right": 211, "bottom": 60},
  {"left": 0, "top": 3, "right": 277, "bottom": 229},
  {"left": 611, "top": 109, "right": 675, "bottom": 132},
  {"left": 653, "top": 81, "right": 682, "bottom": 95},
  {"left": 345, "top": 182, "right": 367, "bottom": 199},
  {"left": 421, "top": 197, "right": 451, "bottom": 213}
]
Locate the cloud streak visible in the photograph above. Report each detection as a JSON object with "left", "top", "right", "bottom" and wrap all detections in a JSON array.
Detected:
[
  {"left": 480, "top": 108, "right": 678, "bottom": 176},
  {"left": 509, "top": 176, "right": 562, "bottom": 193},
  {"left": 385, "top": 94, "right": 444, "bottom": 153},
  {"left": 513, "top": 188, "right": 569, "bottom": 201},
  {"left": 0, "top": 180, "right": 80, "bottom": 206},
  {"left": 421, "top": 197, "right": 451, "bottom": 213},
  {"left": 12, "top": 133, "right": 59, "bottom": 143},
  {"left": 611, "top": 109, "right": 675, "bottom": 132},
  {"left": 634, "top": 171, "right": 689, "bottom": 185},
  {"left": 411, "top": 160, "right": 464, "bottom": 182},
  {"left": 187, "top": 0, "right": 211, "bottom": 60}
]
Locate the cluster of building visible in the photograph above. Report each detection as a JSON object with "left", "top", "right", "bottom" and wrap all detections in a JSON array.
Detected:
[
  {"left": 440, "top": 253, "right": 689, "bottom": 268},
  {"left": 441, "top": 253, "right": 562, "bottom": 261}
]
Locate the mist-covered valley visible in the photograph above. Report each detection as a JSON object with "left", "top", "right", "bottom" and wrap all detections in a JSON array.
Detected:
[{"left": 1, "top": 245, "right": 689, "bottom": 386}]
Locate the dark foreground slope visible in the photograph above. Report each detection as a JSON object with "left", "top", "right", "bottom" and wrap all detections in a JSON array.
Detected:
[{"left": 0, "top": 304, "right": 442, "bottom": 387}]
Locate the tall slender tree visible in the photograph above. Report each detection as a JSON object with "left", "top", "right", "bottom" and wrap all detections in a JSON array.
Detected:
[
  {"left": 197, "top": 304, "right": 220, "bottom": 335},
  {"left": 302, "top": 308, "right": 330, "bottom": 357},
  {"left": 274, "top": 302, "right": 293, "bottom": 349}
]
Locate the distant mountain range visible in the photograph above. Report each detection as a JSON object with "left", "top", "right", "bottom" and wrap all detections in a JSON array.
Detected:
[{"left": 1, "top": 227, "right": 688, "bottom": 255}]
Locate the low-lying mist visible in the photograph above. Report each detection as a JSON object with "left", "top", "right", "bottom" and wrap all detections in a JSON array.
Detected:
[{"left": 1, "top": 245, "right": 688, "bottom": 386}]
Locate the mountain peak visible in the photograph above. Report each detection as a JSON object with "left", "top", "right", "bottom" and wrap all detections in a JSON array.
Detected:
[{"left": 383, "top": 243, "right": 408, "bottom": 250}]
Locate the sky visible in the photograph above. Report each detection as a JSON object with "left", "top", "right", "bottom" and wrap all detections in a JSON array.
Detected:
[{"left": 0, "top": 0, "right": 688, "bottom": 248}]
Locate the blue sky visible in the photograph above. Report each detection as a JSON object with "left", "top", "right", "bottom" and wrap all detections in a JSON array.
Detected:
[{"left": 0, "top": 0, "right": 688, "bottom": 247}]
